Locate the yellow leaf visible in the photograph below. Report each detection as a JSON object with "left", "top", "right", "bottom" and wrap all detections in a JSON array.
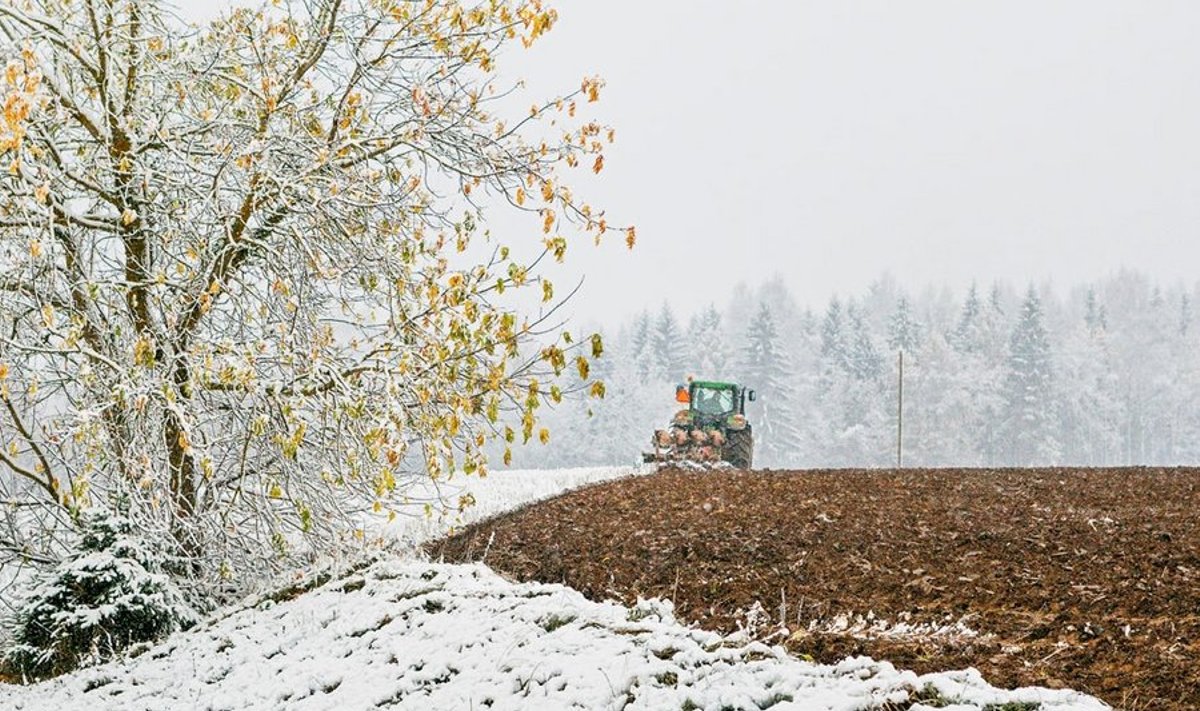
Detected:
[
  {"left": 121, "top": 208, "right": 137, "bottom": 226},
  {"left": 538, "top": 428, "right": 550, "bottom": 445},
  {"left": 582, "top": 76, "right": 603, "bottom": 103},
  {"left": 515, "top": 187, "right": 525, "bottom": 206},
  {"left": 625, "top": 226, "right": 636, "bottom": 250},
  {"left": 592, "top": 155, "right": 604, "bottom": 174},
  {"left": 133, "top": 337, "right": 157, "bottom": 367},
  {"left": 541, "top": 180, "right": 553, "bottom": 202}
]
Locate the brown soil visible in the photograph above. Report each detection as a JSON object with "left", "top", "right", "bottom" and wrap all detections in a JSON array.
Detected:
[{"left": 431, "top": 467, "right": 1200, "bottom": 711}]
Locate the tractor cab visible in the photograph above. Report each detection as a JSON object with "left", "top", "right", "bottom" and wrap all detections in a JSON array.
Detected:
[{"left": 674, "top": 380, "right": 756, "bottom": 427}]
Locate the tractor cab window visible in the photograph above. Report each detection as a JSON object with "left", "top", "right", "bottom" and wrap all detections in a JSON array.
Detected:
[{"left": 693, "top": 387, "right": 734, "bottom": 416}]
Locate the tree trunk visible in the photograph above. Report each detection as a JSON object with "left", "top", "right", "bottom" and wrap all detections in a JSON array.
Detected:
[{"left": 164, "top": 360, "right": 199, "bottom": 566}]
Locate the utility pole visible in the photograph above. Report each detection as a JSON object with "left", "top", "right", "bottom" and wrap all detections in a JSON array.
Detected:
[{"left": 896, "top": 349, "right": 904, "bottom": 468}]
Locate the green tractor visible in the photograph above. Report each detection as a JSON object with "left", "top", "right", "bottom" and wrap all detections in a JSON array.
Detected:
[{"left": 643, "top": 379, "right": 756, "bottom": 469}]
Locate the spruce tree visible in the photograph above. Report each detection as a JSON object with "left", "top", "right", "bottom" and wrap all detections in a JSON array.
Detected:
[
  {"left": 1001, "top": 287, "right": 1060, "bottom": 464},
  {"left": 2, "top": 506, "right": 199, "bottom": 680},
  {"left": 952, "top": 284, "right": 983, "bottom": 352},
  {"left": 650, "top": 303, "right": 687, "bottom": 382},
  {"left": 741, "top": 302, "right": 801, "bottom": 466},
  {"left": 887, "top": 296, "right": 922, "bottom": 353},
  {"left": 846, "top": 305, "right": 883, "bottom": 380},
  {"left": 629, "top": 311, "right": 653, "bottom": 384},
  {"left": 687, "top": 305, "right": 729, "bottom": 379},
  {"left": 954, "top": 282, "right": 1008, "bottom": 363},
  {"left": 820, "top": 297, "right": 848, "bottom": 372}
]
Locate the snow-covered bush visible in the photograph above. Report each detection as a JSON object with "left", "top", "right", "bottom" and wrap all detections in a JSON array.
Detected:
[{"left": 1, "top": 508, "right": 199, "bottom": 680}]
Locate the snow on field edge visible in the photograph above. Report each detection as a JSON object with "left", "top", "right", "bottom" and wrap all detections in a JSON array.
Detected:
[
  {"left": 373, "top": 464, "right": 655, "bottom": 552},
  {"left": 0, "top": 560, "right": 1108, "bottom": 711}
]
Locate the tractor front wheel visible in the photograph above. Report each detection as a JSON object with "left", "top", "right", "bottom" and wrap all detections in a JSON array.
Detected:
[{"left": 725, "top": 427, "right": 753, "bottom": 470}]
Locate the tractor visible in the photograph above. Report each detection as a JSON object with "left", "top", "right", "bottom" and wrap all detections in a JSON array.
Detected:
[{"left": 643, "top": 379, "right": 756, "bottom": 469}]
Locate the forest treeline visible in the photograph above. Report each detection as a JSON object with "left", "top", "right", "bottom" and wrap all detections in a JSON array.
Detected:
[{"left": 514, "top": 271, "right": 1200, "bottom": 469}]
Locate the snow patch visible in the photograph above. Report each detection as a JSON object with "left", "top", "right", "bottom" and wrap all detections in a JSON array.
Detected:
[
  {"left": 0, "top": 561, "right": 1108, "bottom": 711},
  {"left": 373, "top": 465, "right": 654, "bottom": 551},
  {"left": 806, "top": 611, "right": 983, "bottom": 643}
]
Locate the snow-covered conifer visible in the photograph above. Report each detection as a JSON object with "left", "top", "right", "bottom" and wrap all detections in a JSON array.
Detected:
[
  {"left": 952, "top": 285, "right": 983, "bottom": 353},
  {"left": 2, "top": 506, "right": 198, "bottom": 680},
  {"left": 740, "top": 302, "right": 802, "bottom": 466},
  {"left": 1001, "top": 287, "right": 1060, "bottom": 464},
  {"left": 820, "top": 298, "right": 847, "bottom": 366},
  {"left": 687, "top": 305, "right": 729, "bottom": 379},
  {"left": 651, "top": 303, "right": 688, "bottom": 382},
  {"left": 887, "top": 296, "right": 922, "bottom": 353},
  {"left": 846, "top": 305, "right": 884, "bottom": 381},
  {"left": 629, "top": 311, "right": 655, "bottom": 384}
]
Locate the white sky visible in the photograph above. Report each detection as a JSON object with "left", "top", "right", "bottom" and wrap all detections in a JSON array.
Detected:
[{"left": 185, "top": 1, "right": 1200, "bottom": 324}]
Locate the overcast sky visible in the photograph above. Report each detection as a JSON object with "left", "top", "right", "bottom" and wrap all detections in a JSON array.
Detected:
[{"left": 187, "top": 1, "right": 1200, "bottom": 324}]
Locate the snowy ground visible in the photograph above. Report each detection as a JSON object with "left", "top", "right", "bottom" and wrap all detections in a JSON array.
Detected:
[
  {"left": 374, "top": 465, "right": 654, "bottom": 552},
  {"left": 0, "top": 465, "right": 1111, "bottom": 709},
  {"left": 0, "top": 560, "right": 1108, "bottom": 711}
]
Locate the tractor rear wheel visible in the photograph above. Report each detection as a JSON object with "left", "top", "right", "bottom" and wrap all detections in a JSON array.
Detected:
[{"left": 725, "top": 427, "right": 753, "bottom": 469}]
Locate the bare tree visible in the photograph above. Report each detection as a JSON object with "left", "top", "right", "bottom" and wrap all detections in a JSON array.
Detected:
[{"left": 0, "top": 0, "right": 623, "bottom": 591}]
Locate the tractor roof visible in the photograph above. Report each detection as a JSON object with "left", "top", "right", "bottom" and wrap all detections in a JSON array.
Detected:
[{"left": 692, "top": 380, "right": 740, "bottom": 390}]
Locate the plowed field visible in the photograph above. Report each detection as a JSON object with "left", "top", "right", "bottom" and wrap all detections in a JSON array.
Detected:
[{"left": 431, "top": 467, "right": 1200, "bottom": 710}]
